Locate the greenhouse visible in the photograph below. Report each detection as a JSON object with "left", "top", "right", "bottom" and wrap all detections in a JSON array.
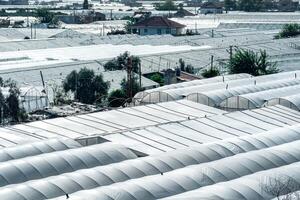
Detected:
[
  {"left": 136, "top": 71, "right": 300, "bottom": 104},
  {"left": 0, "top": 143, "right": 137, "bottom": 187},
  {"left": 0, "top": 100, "right": 225, "bottom": 148},
  {"left": 1, "top": 124, "right": 299, "bottom": 200},
  {"left": 187, "top": 78, "right": 300, "bottom": 107},
  {"left": 133, "top": 73, "right": 251, "bottom": 103},
  {"left": 0, "top": 138, "right": 80, "bottom": 163},
  {"left": 52, "top": 140, "right": 300, "bottom": 200},
  {"left": 222, "top": 84, "right": 300, "bottom": 110},
  {"left": 267, "top": 93, "right": 300, "bottom": 111},
  {"left": 162, "top": 162, "right": 300, "bottom": 200}
]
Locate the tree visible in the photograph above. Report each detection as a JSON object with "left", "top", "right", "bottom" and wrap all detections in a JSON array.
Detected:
[
  {"left": 225, "top": 0, "right": 237, "bottom": 11},
  {"left": 178, "top": 58, "right": 195, "bottom": 74},
  {"left": 104, "top": 52, "right": 141, "bottom": 73},
  {"left": 202, "top": 68, "right": 220, "bottom": 78},
  {"left": 83, "top": 0, "right": 89, "bottom": 9},
  {"left": 35, "top": 8, "right": 55, "bottom": 23},
  {"left": 150, "top": 73, "right": 164, "bottom": 86},
  {"left": 275, "top": 23, "right": 300, "bottom": 39},
  {"left": 156, "top": 0, "right": 178, "bottom": 11},
  {"left": 63, "top": 68, "right": 110, "bottom": 104},
  {"left": 260, "top": 175, "right": 300, "bottom": 200},
  {"left": 227, "top": 48, "right": 279, "bottom": 76},
  {"left": 238, "top": 0, "right": 262, "bottom": 11},
  {"left": 108, "top": 89, "right": 127, "bottom": 107},
  {"left": 0, "top": 79, "right": 27, "bottom": 123},
  {"left": 120, "top": 77, "right": 141, "bottom": 100}
]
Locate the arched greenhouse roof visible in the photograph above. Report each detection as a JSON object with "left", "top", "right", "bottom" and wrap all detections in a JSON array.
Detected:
[
  {"left": 267, "top": 93, "right": 300, "bottom": 111},
  {"left": 162, "top": 162, "right": 300, "bottom": 200},
  {"left": 0, "top": 138, "right": 81, "bottom": 163},
  {"left": 223, "top": 84, "right": 300, "bottom": 110},
  {"left": 0, "top": 143, "right": 137, "bottom": 187},
  {"left": 138, "top": 70, "right": 300, "bottom": 104},
  {"left": 2, "top": 124, "right": 300, "bottom": 200},
  {"left": 52, "top": 140, "right": 300, "bottom": 200},
  {"left": 134, "top": 73, "right": 252, "bottom": 103},
  {"left": 187, "top": 78, "right": 300, "bottom": 107}
]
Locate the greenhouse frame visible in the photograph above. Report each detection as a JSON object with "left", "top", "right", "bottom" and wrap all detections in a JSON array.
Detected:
[
  {"left": 222, "top": 84, "right": 300, "bottom": 110},
  {"left": 52, "top": 140, "right": 300, "bottom": 200},
  {"left": 187, "top": 78, "right": 300, "bottom": 107},
  {"left": 267, "top": 93, "right": 300, "bottom": 111},
  {"left": 0, "top": 124, "right": 299, "bottom": 200},
  {"left": 136, "top": 71, "right": 300, "bottom": 104}
]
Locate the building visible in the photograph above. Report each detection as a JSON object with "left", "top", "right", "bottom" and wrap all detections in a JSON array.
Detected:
[
  {"left": 199, "top": 2, "right": 223, "bottom": 14},
  {"left": 57, "top": 11, "right": 105, "bottom": 24},
  {"left": 173, "top": 8, "right": 196, "bottom": 18},
  {"left": 130, "top": 16, "right": 186, "bottom": 36}
]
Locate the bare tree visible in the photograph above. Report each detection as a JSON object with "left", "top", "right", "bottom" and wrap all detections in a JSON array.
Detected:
[{"left": 260, "top": 174, "right": 300, "bottom": 200}]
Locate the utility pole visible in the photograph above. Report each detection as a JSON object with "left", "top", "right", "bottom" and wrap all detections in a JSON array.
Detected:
[
  {"left": 126, "top": 57, "right": 133, "bottom": 102},
  {"left": 229, "top": 45, "right": 233, "bottom": 61},
  {"left": 210, "top": 55, "right": 214, "bottom": 72},
  {"left": 139, "top": 62, "right": 142, "bottom": 89},
  {"left": 26, "top": 8, "right": 29, "bottom": 27},
  {"left": 30, "top": 23, "right": 33, "bottom": 39}
]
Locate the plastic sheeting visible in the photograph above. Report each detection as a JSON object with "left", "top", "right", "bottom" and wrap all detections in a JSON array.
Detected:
[
  {"left": 223, "top": 84, "right": 300, "bottom": 110},
  {"left": 0, "top": 143, "right": 136, "bottom": 187},
  {"left": 51, "top": 140, "right": 300, "bottom": 200},
  {"left": 101, "top": 105, "right": 300, "bottom": 155},
  {"left": 0, "top": 138, "right": 81, "bottom": 162},
  {"left": 162, "top": 162, "right": 300, "bottom": 200},
  {"left": 134, "top": 74, "right": 251, "bottom": 104},
  {"left": 188, "top": 78, "right": 300, "bottom": 107},
  {"left": 267, "top": 93, "right": 300, "bottom": 111},
  {"left": 137, "top": 71, "right": 300, "bottom": 104},
  {"left": 1, "top": 100, "right": 225, "bottom": 145},
  {"left": 2, "top": 124, "right": 300, "bottom": 200}
]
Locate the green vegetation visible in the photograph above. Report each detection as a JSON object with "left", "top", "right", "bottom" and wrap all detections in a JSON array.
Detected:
[
  {"left": 275, "top": 23, "right": 300, "bottom": 39},
  {"left": 227, "top": 48, "right": 279, "bottom": 76},
  {"left": 35, "top": 8, "right": 55, "bottom": 23},
  {"left": 156, "top": 0, "right": 178, "bottom": 11},
  {"left": 0, "top": 78, "right": 27, "bottom": 124},
  {"left": 104, "top": 52, "right": 141, "bottom": 73},
  {"left": 179, "top": 58, "right": 195, "bottom": 74},
  {"left": 63, "top": 68, "right": 110, "bottom": 104},
  {"left": 108, "top": 89, "right": 126, "bottom": 107},
  {"left": 83, "top": 0, "right": 89, "bottom": 9},
  {"left": 150, "top": 73, "right": 164, "bottom": 86},
  {"left": 108, "top": 77, "right": 141, "bottom": 107},
  {"left": 202, "top": 68, "right": 220, "bottom": 78},
  {"left": 224, "top": 0, "right": 237, "bottom": 11}
]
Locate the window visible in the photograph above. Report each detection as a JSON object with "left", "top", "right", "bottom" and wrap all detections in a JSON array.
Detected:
[
  {"left": 157, "top": 29, "right": 162, "bottom": 35},
  {"left": 166, "top": 28, "right": 171, "bottom": 34},
  {"left": 144, "top": 29, "right": 148, "bottom": 34}
]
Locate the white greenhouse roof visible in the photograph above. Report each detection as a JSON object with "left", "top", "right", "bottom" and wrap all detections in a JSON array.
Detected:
[
  {"left": 188, "top": 77, "right": 300, "bottom": 107},
  {"left": 162, "top": 162, "right": 300, "bottom": 200},
  {"left": 51, "top": 140, "right": 300, "bottom": 200},
  {"left": 1, "top": 124, "right": 300, "bottom": 200},
  {"left": 224, "top": 84, "right": 300, "bottom": 109},
  {"left": 267, "top": 93, "right": 300, "bottom": 112},
  {"left": 0, "top": 143, "right": 137, "bottom": 187},
  {"left": 134, "top": 73, "right": 251, "bottom": 103},
  {"left": 137, "top": 71, "right": 300, "bottom": 104},
  {"left": 0, "top": 44, "right": 210, "bottom": 71},
  {"left": 0, "top": 100, "right": 224, "bottom": 148},
  {"left": 97, "top": 105, "right": 300, "bottom": 155},
  {"left": 0, "top": 138, "right": 80, "bottom": 163}
]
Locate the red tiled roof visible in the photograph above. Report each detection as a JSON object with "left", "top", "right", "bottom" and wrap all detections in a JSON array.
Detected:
[{"left": 131, "top": 16, "right": 186, "bottom": 28}]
